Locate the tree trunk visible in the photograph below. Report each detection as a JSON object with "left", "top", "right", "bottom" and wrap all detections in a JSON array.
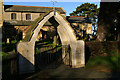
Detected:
[
  {"left": 96, "top": 2, "right": 119, "bottom": 41},
  {"left": 96, "top": 2, "right": 108, "bottom": 41}
]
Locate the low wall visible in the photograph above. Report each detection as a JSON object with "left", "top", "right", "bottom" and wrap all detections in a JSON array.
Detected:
[
  {"left": 85, "top": 41, "right": 120, "bottom": 57},
  {"left": 2, "top": 52, "right": 18, "bottom": 61},
  {"left": 85, "top": 41, "right": 120, "bottom": 64}
]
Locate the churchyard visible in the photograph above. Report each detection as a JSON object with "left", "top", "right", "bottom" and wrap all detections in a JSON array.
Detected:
[{"left": 1, "top": 1, "right": 120, "bottom": 80}]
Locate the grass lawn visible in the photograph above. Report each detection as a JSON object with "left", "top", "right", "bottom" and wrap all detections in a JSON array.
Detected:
[
  {"left": 35, "top": 39, "right": 62, "bottom": 54},
  {"left": 85, "top": 52, "right": 120, "bottom": 73},
  {"left": 2, "top": 39, "right": 120, "bottom": 73}
]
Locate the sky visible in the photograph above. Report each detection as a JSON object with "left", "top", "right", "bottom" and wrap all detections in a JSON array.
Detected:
[
  {"left": 4, "top": 2, "right": 100, "bottom": 16},
  {"left": 4, "top": 0, "right": 101, "bottom": 2}
]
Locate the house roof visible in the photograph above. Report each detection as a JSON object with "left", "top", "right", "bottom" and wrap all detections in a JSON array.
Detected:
[
  {"left": 4, "top": 20, "right": 53, "bottom": 26},
  {"left": 4, "top": 5, "right": 66, "bottom": 14},
  {"left": 66, "top": 16, "right": 91, "bottom": 23}
]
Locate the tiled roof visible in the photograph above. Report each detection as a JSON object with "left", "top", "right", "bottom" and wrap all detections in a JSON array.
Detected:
[
  {"left": 4, "top": 20, "right": 52, "bottom": 26},
  {"left": 66, "top": 16, "right": 91, "bottom": 23},
  {"left": 4, "top": 5, "right": 66, "bottom": 14}
]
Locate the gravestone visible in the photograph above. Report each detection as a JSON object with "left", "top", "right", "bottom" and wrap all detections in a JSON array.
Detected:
[{"left": 7, "top": 38, "right": 10, "bottom": 44}]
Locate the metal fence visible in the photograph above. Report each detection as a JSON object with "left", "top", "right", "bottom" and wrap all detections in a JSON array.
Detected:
[{"left": 35, "top": 44, "right": 62, "bottom": 70}]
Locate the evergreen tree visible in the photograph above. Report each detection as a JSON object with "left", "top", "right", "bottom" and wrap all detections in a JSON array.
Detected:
[{"left": 70, "top": 3, "right": 99, "bottom": 36}]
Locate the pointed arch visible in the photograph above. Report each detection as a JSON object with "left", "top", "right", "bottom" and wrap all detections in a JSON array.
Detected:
[
  {"left": 27, "top": 11, "right": 77, "bottom": 47},
  {"left": 17, "top": 11, "right": 85, "bottom": 74}
]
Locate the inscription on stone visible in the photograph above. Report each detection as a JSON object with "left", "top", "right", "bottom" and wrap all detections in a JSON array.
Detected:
[{"left": 75, "top": 40, "right": 85, "bottom": 67}]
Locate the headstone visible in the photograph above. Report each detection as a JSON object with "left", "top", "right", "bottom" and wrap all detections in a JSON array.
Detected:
[
  {"left": 22, "top": 32, "right": 25, "bottom": 39},
  {"left": 7, "top": 38, "right": 10, "bottom": 44}
]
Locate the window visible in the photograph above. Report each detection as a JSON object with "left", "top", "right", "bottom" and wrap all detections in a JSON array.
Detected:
[
  {"left": 26, "top": 14, "right": 31, "bottom": 20},
  {"left": 11, "top": 13, "right": 16, "bottom": 20}
]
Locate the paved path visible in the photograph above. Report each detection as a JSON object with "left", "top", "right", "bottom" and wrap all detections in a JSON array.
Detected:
[{"left": 25, "top": 64, "right": 120, "bottom": 80}]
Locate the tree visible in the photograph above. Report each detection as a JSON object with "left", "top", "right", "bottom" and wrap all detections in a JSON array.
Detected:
[
  {"left": 70, "top": 3, "right": 99, "bottom": 36},
  {"left": 96, "top": 2, "right": 120, "bottom": 41}
]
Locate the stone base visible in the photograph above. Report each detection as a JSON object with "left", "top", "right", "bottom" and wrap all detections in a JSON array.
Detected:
[
  {"left": 17, "top": 42, "right": 35, "bottom": 74},
  {"left": 72, "top": 64, "right": 85, "bottom": 68}
]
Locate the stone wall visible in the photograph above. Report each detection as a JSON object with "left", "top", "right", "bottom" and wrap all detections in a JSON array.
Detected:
[
  {"left": 85, "top": 41, "right": 120, "bottom": 57},
  {"left": 3, "top": 11, "right": 66, "bottom": 21},
  {"left": 3, "top": 12, "right": 41, "bottom": 21}
]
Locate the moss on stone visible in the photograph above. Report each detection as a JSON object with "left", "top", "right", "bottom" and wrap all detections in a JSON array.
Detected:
[
  {"left": 22, "top": 10, "right": 75, "bottom": 42},
  {"left": 22, "top": 10, "right": 53, "bottom": 41}
]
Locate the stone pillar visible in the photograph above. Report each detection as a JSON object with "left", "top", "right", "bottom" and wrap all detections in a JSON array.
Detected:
[
  {"left": 76, "top": 40, "right": 85, "bottom": 67},
  {"left": 17, "top": 42, "right": 35, "bottom": 74},
  {"left": 71, "top": 40, "right": 85, "bottom": 68}
]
